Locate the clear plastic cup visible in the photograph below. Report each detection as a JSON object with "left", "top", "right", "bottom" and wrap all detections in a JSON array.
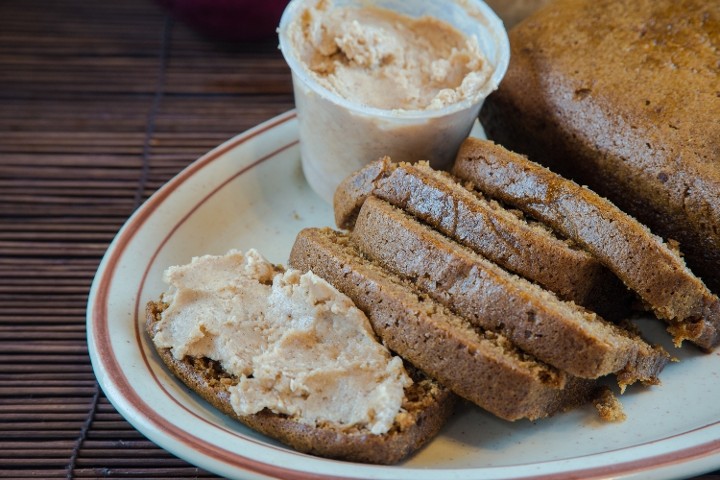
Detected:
[{"left": 278, "top": 0, "right": 510, "bottom": 203}]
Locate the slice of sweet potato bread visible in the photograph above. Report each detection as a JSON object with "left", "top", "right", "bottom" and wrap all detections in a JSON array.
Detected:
[
  {"left": 146, "top": 300, "right": 456, "bottom": 465},
  {"left": 352, "top": 196, "right": 669, "bottom": 386},
  {"left": 334, "top": 158, "right": 632, "bottom": 321},
  {"left": 289, "top": 227, "right": 598, "bottom": 421},
  {"left": 452, "top": 138, "right": 720, "bottom": 350}
]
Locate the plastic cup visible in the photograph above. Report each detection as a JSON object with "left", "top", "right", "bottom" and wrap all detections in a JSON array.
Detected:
[{"left": 278, "top": 0, "right": 510, "bottom": 203}]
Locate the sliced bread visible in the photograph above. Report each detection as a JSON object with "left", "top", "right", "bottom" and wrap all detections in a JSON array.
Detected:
[
  {"left": 452, "top": 138, "right": 720, "bottom": 350},
  {"left": 351, "top": 196, "right": 669, "bottom": 385},
  {"left": 146, "top": 300, "right": 456, "bottom": 465},
  {"left": 289, "top": 227, "right": 599, "bottom": 421},
  {"left": 334, "top": 157, "right": 632, "bottom": 321}
]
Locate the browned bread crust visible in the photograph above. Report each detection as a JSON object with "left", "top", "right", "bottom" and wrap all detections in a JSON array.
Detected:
[
  {"left": 146, "top": 301, "right": 457, "bottom": 464},
  {"left": 289, "top": 227, "right": 599, "bottom": 421},
  {"left": 352, "top": 196, "right": 669, "bottom": 384},
  {"left": 452, "top": 138, "right": 720, "bottom": 350},
  {"left": 334, "top": 158, "right": 632, "bottom": 321},
  {"left": 479, "top": 0, "right": 720, "bottom": 297}
]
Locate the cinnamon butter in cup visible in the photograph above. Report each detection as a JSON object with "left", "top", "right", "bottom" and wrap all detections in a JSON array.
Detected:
[{"left": 278, "top": 0, "right": 510, "bottom": 203}]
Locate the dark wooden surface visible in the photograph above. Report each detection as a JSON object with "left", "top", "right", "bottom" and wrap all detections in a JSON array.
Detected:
[{"left": 0, "top": 1, "right": 718, "bottom": 479}]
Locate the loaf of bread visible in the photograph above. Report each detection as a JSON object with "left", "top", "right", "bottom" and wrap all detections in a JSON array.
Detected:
[
  {"left": 478, "top": 0, "right": 720, "bottom": 297},
  {"left": 145, "top": 252, "right": 456, "bottom": 465},
  {"left": 334, "top": 157, "right": 632, "bottom": 322},
  {"left": 452, "top": 138, "right": 720, "bottom": 351},
  {"left": 289, "top": 227, "right": 599, "bottom": 421},
  {"left": 351, "top": 195, "right": 669, "bottom": 385}
]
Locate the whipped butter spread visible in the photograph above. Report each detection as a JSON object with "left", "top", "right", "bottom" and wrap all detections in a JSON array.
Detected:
[
  {"left": 153, "top": 249, "right": 411, "bottom": 434},
  {"left": 288, "top": 1, "right": 492, "bottom": 110},
  {"left": 279, "top": 0, "right": 506, "bottom": 203}
]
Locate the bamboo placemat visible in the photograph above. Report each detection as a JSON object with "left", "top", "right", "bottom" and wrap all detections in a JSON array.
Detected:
[
  {"left": 0, "top": 0, "right": 291, "bottom": 477},
  {"left": 1, "top": 1, "right": 718, "bottom": 479}
]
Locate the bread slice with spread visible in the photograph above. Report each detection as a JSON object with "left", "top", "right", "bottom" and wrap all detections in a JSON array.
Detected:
[{"left": 145, "top": 249, "right": 456, "bottom": 465}]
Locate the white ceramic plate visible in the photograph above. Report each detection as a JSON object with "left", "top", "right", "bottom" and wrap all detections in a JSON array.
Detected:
[{"left": 87, "top": 110, "right": 720, "bottom": 480}]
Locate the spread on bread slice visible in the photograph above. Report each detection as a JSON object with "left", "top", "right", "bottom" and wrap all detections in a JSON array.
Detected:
[
  {"left": 289, "top": 227, "right": 599, "bottom": 421},
  {"left": 145, "top": 249, "right": 455, "bottom": 464},
  {"left": 351, "top": 196, "right": 669, "bottom": 385},
  {"left": 334, "top": 157, "right": 632, "bottom": 321},
  {"left": 452, "top": 138, "right": 720, "bottom": 350}
]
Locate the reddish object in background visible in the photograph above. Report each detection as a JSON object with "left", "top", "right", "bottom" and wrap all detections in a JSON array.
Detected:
[{"left": 156, "top": 0, "right": 290, "bottom": 42}]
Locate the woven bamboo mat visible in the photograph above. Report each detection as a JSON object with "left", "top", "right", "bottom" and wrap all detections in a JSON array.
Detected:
[
  {"left": 0, "top": 0, "right": 292, "bottom": 477},
  {"left": 1, "top": 1, "right": 719, "bottom": 479}
]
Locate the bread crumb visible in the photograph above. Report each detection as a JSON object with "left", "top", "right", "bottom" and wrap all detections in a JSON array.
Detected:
[{"left": 593, "top": 387, "right": 626, "bottom": 422}]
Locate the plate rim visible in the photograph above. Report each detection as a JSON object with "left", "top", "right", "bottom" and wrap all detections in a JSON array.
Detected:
[{"left": 86, "top": 110, "right": 720, "bottom": 480}]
